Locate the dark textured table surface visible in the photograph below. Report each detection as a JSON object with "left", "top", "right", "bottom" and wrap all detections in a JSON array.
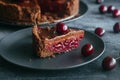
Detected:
[{"left": 0, "top": 0, "right": 120, "bottom": 80}]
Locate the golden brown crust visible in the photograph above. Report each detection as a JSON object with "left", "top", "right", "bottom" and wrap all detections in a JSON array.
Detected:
[
  {"left": 0, "top": 1, "right": 22, "bottom": 21},
  {"left": 32, "top": 26, "right": 55, "bottom": 58},
  {"left": 0, "top": 0, "right": 41, "bottom": 24}
]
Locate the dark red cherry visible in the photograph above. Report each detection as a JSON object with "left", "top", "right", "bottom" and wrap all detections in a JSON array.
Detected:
[
  {"left": 113, "top": 22, "right": 120, "bottom": 33},
  {"left": 56, "top": 22, "right": 68, "bottom": 34},
  {"left": 102, "top": 56, "right": 117, "bottom": 70},
  {"left": 99, "top": 5, "right": 108, "bottom": 14},
  {"left": 95, "top": 27, "right": 105, "bottom": 37},
  {"left": 112, "top": 9, "right": 120, "bottom": 18},
  {"left": 96, "top": 0, "right": 104, "bottom": 4},
  {"left": 81, "top": 43, "right": 94, "bottom": 57},
  {"left": 108, "top": 5, "right": 115, "bottom": 13}
]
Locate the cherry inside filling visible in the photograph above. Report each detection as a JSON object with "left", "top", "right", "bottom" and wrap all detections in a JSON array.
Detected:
[{"left": 46, "top": 37, "right": 81, "bottom": 53}]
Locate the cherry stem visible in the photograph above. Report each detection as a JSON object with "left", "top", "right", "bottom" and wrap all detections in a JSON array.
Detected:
[
  {"left": 115, "top": 56, "right": 120, "bottom": 61},
  {"left": 115, "top": 52, "right": 120, "bottom": 60}
]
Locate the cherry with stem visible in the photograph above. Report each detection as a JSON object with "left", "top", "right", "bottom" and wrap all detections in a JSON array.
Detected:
[{"left": 102, "top": 54, "right": 120, "bottom": 71}]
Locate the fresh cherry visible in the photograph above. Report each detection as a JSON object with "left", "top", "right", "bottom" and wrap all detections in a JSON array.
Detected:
[
  {"left": 81, "top": 43, "right": 94, "bottom": 57},
  {"left": 107, "top": 5, "right": 115, "bottom": 13},
  {"left": 56, "top": 22, "right": 68, "bottom": 35},
  {"left": 113, "top": 22, "right": 120, "bottom": 33},
  {"left": 99, "top": 5, "right": 108, "bottom": 14},
  {"left": 96, "top": 0, "right": 104, "bottom": 4},
  {"left": 102, "top": 56, "right": 117, "bottom": 70},
  {"left": 112, "top": 9, "right": 120, "bottom": 18},
  {"left": 95, "top": 27, "right": 105, "bottom": 37}
]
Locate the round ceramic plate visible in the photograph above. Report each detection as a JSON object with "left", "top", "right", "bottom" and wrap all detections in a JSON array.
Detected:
[
  {"left": 0, "top": 27, "right": 105, "bottom": 70},
  {"left": 0, "top": 1, "right": 88, "bottom": 26}
]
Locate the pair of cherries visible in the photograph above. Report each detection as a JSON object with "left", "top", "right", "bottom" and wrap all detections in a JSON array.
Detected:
[
  {"left": 95, "top": 22, "right": 120, "bottom": 37},
  {"left": 99, "top": 5, "right": 115, "bottom": 13}
]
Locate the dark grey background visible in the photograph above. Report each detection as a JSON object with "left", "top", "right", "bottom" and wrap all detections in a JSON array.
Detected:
[{"left": 0, "top": 0, "right": 120, "bottom": 80}]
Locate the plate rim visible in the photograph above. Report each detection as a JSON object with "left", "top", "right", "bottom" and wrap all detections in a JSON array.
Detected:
[{"left": 0, "top": 27, "right": 105, "bottom": 70}]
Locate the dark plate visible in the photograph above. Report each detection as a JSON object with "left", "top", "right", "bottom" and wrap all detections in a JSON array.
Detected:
[
  {"left": 0, "top": 27, "right": 105, "bottom": 70},
  {"left": 0, "top": 1, "right": 88, "bottom": 26}
]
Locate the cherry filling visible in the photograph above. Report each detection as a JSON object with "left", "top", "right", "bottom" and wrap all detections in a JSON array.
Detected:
[{"left": 46, "top": 38, "right": 81, "bottom": 53}]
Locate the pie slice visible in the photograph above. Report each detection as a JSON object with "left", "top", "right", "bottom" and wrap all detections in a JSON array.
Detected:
[{"left": 32, "top": 23, "right": 84, "bottom": 58}]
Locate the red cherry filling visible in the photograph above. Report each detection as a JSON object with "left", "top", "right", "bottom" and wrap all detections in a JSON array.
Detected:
[
  {"left": 46, "top": 38, "right": 80, "bottom": 53},
  {"left": 53, "top": 42, "right": 64, "bottom": 52},
  {"left": 81, "top": 43, "right": 94, "bottom": 57},
  {"left": 102, "top": 56, "right": 117, "bottom": 70},
  {"left": 56, "top": 22, "right": 69, "bottom": 35}
]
